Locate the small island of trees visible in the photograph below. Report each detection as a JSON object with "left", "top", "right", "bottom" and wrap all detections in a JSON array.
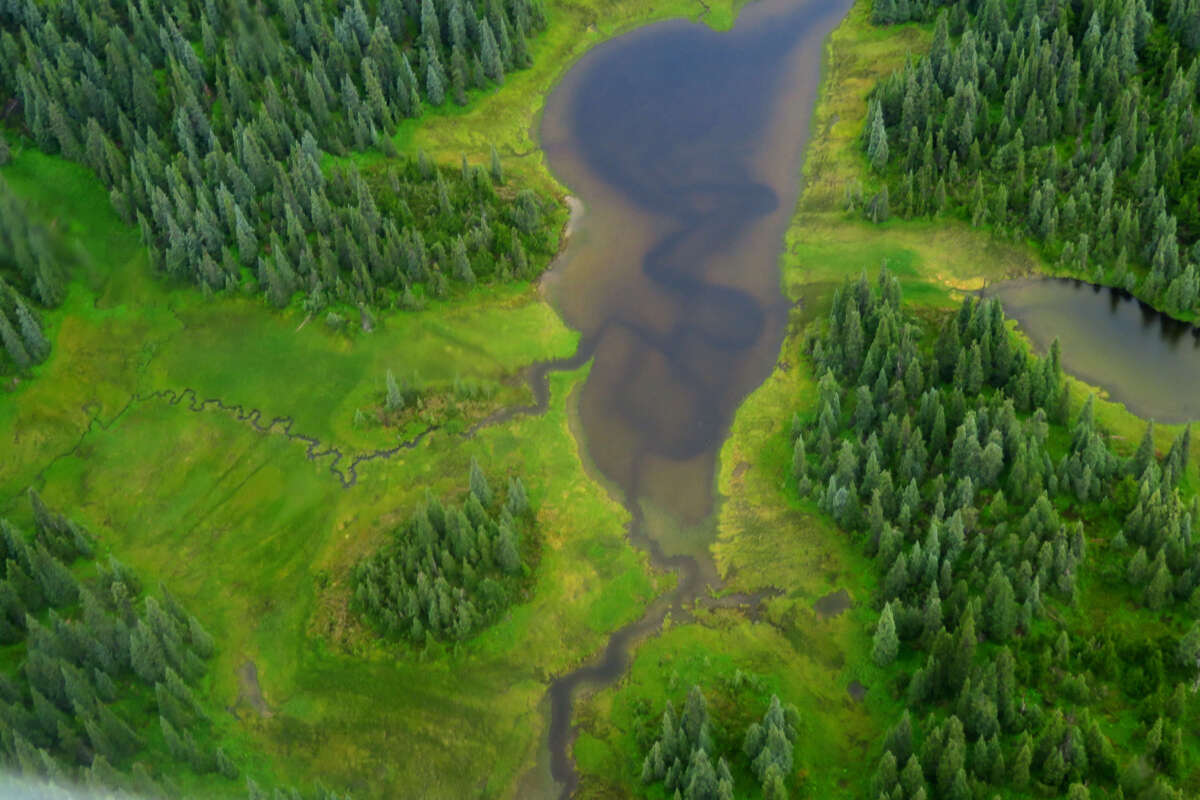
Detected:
[{"left": 352, "top": 460, "right": 535, "bottom": 643}]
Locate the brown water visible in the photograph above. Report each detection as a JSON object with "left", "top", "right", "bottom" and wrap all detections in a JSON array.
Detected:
[
  {"left": 988, "top": 278, "right": 1200, "bottom": 423},
  {"left": 532, "top": 0, "right": 853, "bottom": 795},
  {"left": 541, "top": 0, "right": 851, "bottom": 528}
]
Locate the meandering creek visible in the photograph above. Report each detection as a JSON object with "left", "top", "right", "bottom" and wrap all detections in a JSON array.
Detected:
[
  {"left": 988, "top": 278, "right": 1200, "bottom": 424},
  {"left": 534, "top": 0, "right": 853, "bottom": 794}
]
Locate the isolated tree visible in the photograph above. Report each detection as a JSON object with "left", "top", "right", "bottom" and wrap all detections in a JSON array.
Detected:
[{"left": 386, "top": 369, "right": 404, "bottom": 411}]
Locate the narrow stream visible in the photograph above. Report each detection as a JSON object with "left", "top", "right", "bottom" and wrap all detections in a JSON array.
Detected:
[
  {"left": 533, "top": 0, "right": 853, "bottom": 794},
  {"left": 988, "top": 278, "right": 1200, "bottom": 423}
]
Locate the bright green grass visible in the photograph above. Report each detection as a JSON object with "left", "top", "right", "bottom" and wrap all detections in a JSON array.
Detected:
[
  {"left": 0, "top": 139, "right": 580, "bottom": 505},
  {"left": 32, "top": 361, "right": 665, "bottom": 798}
]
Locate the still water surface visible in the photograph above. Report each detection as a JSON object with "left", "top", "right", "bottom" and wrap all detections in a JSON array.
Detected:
[
  {"left": 989, "top": 278, "right": 1200, "bottom": 423},
  {"left": 542, "top": 0, "right": 850, "bottom": 527},
  {"left": 533, "top": 0, "right": 853, "bottom": 794}
]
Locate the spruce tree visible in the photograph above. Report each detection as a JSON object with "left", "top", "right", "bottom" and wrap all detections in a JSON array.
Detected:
[
  {"left": 867, "top": 100, "right": 890, "bottom": 173},
  {"left": 872, "top": 602, "right": 899, "bottom": 665},
  {"left": 490, "top": 144, "right": 504, "bottom": 184},
  {"left": 480, "top": 20, "right": 505, "bottom": 84},
  {"left": 426, "top": 58, "right": 446, "bottom": 106},
  {"left": 0, "top": 311, "right": 31, "bottom": 369},
  {"left": 469, "top": 458, "right": 492, "bottom": 505},
  {"left": 495, "top": 524, "right": 520, "bottom": 574}
]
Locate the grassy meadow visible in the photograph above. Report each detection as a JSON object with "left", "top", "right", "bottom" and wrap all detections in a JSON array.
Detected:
[
  {"left": 0, "top": 137, "right": 659, "bottom": 795},
  {"left": 0, "top": 0, "right": 752, "bottom": 794}
]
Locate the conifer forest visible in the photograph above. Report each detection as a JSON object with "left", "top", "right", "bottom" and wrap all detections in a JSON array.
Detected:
[{"left": 2, "top": 0, "right": 1200, "bottom": 797}]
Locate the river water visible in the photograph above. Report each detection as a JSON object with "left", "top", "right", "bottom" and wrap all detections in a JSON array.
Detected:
[
  {"left": 533, "top": 0, "right": 853, "bottom": 794},
  {"left": 988, "top": 278, "right": 1200, "bottom": 423}
]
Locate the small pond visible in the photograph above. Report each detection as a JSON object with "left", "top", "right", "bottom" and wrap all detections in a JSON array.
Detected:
[{"left": 988, "top": 278, "right": 1200, "bottom": 423}]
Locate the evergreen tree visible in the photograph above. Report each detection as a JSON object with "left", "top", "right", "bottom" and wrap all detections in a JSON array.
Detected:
[
  {"left": 490, "top": 144, "right": 504, "bottom": 184},
  {"left": 480, "top": 20, "right": 505, "bottom": 84},
  {"left": 872, "top": 602, "right": 899, "bottom": 665},
  {"left": 386, "top": 369, "right": 404, "bottom": 411},
  {"left": 469, "top": 457, "right": 492, "bottom": 506},
  {"left": 0, "top": 311, "right": 31, "bottom": 369},
  {"left": 867, "top": 100, "right": 890, "bottom": 173}
]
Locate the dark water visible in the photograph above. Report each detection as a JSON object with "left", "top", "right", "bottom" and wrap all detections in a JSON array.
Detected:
[
  {"left": 542, "top": 0, "right": 852, "bottom": 527},
  {"left": 988, "top": 278, "right": 1200, "bottom": 423},
  {"left": 532, "top": 0, "right": 853, "bottom": 795}
]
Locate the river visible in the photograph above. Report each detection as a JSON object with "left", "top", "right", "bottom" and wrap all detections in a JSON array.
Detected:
[{"left": 532, "top": 0, "right": 854, "bottom": 794}]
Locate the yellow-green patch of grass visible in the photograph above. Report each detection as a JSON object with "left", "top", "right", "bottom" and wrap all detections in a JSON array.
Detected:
[
  {"left": 0, "top": 138, "right": 579, "bottom": 503},
  {"left": 797, "top": 3, "right": 928, "bottom": 216},
  {"left": 714, "top": 328, "right": 866, "bottom": 600},
  {"left": 33, "top": 363, "right": 664, "bottom": 798},
  {"left": 785, "top": 215, "right": 1039, "bottom": 304},
  {"left": 138, "top": 282, "right": 578, "bottom": 451}
]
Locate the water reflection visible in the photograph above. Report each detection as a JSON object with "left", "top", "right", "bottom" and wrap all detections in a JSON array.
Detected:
[
  {"left": 541, "top": 0, "right": 851, "bottom": 523},
  {"left": 988, "top": 277, "right": 1200, "bottom": 422}
]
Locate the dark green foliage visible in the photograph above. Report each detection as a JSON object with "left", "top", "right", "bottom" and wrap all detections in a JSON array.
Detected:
[
  {"left": 642, "top": 689, "right": 800, "bottom": 799},
  {"left": 0, "top": 0, "right": 551, "bottom": 309},
  {"left": 872, "top": 601, "right": 899, "bottom": 665},
  {"left": 744, "top": 695, "right": 798, "bottom": 796},
  {"left": 0, "top": 176, "right": 63, "bottom": 370},
  {"left": 641, "top": 686, "right": 730, "bottom": 799},
  {"left": 352, "top": 465, "right": 536, "bottom": 643},
  {"left": 800, "top": 269, "right": 1200, "bottom": 798},
  {"left": 360, "top": 155, "right": 555, "bottom": 293},
  {"left": 0, "top": 495, "right": 228, "bottom": 794},
  {"left": 866, "top": 0, "right": 1200, "bottom": 317}
]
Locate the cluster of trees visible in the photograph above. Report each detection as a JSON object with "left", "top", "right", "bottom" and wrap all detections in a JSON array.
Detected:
[
  {"left": 871, "top": 0, "right": 949, "bottom": 25},
  {"left": 0, "top": 176, "right": 58, "bottom": 371},
  {"left": 0, "top": 0, "right": 552, "bottom": 308},
  {"left": 795, "top": 270, "right": 1199, "bottom": 798},
  {"left": 352, "top": 460, "right": 532, "bottom": 643},
  {"left": 640, "top": 687, "right": 800, "bottom": 800},
  {"left": 861, "top": 0, "right": 1200, "bottom": 316},
  {"left": 0, "top": 491, "right": 233, "bottom": 798}
]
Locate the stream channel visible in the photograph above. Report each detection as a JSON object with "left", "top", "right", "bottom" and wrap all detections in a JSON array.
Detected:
[{"left": 529, "top": 0, "right": 853, "bottom": 794}]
